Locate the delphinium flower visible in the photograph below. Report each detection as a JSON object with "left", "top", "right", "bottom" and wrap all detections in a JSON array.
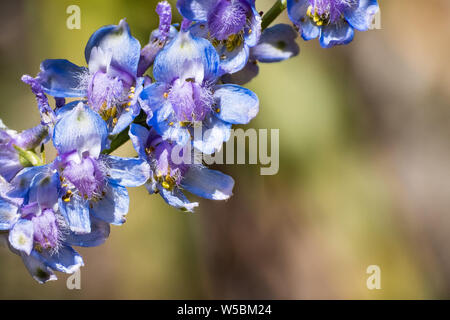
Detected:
[
  {"left": 11, "top": 103, "right": 150, "bottom": 234},
  {"left": 35, "top": 19, "right": 144, "bottom": 136},
  {"left": 222, "top": 23, "right": 300, "bottom": 85},
  {"left": 129, "top": 124, "right": 234, "bottom": 212},
  {"left": 177, "top": 0, "right": 262, "bottom": 74},
  {"left": 139, "top": 26, "right": 259, "bottom": 154},
  {"left": 1, "top": 172, "right": 109, "bottom": 283},
  {"left": 0, "top": 119, "right": 48, "bottom": 181},
  {"left": 287, "top": 0, "right": 379, "bottom": 48}
]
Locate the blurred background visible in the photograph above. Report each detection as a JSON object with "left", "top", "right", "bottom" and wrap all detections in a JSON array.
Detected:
[{"left": 0, "top": 0, "right": 449, "bottom": 299}]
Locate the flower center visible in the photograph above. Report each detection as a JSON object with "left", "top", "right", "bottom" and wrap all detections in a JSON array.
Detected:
[
  {"left": 307, "top": 0, "right": 357, "bottom": 26},
  {"left": 208, "top": 0, "right": 249, "bottom": 41},
  {"left": 61, "top": 154, "right": 106, "bottom": 200},
  {"left": 167, "top": 78, "right": 213, "bottom": 123},
  {"left": 32, "top": 209, "right": 60, "bottom": 250}
]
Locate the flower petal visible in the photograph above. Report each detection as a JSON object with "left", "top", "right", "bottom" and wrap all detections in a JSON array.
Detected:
[
  {"left": 250, "top": 24, "right": 299, "bottom": 63},
  {"left": 37, "top": 59, "right": 88, "bottom": 97},
  {"left": 53, "top": 102, "right": 108, "bottom": 158},
  {"left": 153, "top": 31, "right": 221, "bottom": 83},
  {"left": 221, "top": 60, "right": 259, "bottom": 85},
  {"left": 181, "top": 166, "right": 234, "bottom": 200},
  {"left": 85, "top": 19, "right": 141, "bottom": 77},
  {"left": 90, "top": 180, "right": 129, "bottom": 225},
  {"left": 213, "top": 84, "right": 259, "bottom": 124},
  {"left": 193, "top": 114, "right": 231, "bottom": 154},
  {"left": 9, "top": 165, "right": 49, "bottom": 199},
  {"left": 344, "top": 0, "right": 379, "bottom": 32},
  {"left": 0, "top": 196, "right": 19, "bottom": 230},
  {"left": 177, "top": 0, "right": 214, "bottom": 21},
  {"left": 129, "top": 124, "right": 150, "bottom": 160},
  {"left": 103, "top": 155, "right": 150, "bottom": 187},
  {"left": 35, "top": 245, "right": 84, "bottom": 274},
  {"left": 9, "top": 219, "right": 34, "bottom": 255},
  {"left": 63, "top": 217, "right": 110, "bottom": 247},
  {"left": 21, "top": 252, "right": 57, "bottom": 283},
  {"left": 159, "top": 186, "right": 198, "bottom": 212},
  {"left": 319, "top": 21, "right": 355, "bottom": 48},
  {"left": 59, "top": 195, "right": 91, "bottom": 234}
]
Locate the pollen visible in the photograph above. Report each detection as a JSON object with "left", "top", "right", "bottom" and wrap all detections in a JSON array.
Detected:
[
  {"left": 163, "top": 92, "right": 169, "bottom": 99},
  {"left": 216, "top": 108, "right": 221, "bottom": 113},
  {"left": 168, "top": 121, "right": 174, "bottom": 126},
  {"left": 161, "top": 181, "right": 170, "bottom": 189}
]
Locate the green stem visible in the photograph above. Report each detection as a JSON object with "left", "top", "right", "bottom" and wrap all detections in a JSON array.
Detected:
[{"left": 261, "top": 0, "right": 287, "bottom": 31}]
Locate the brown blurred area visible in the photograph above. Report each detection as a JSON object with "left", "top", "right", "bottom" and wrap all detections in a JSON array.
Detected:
[{"left": 0, "top": 0, "right": 449, "bottom": 299}]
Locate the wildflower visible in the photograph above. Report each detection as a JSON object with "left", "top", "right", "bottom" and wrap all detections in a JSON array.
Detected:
[
  {"left": 36, "top": 19, "right": 144, "bottom": 136},
  {"left": 1, "top": 173, "right": 109, "bottom": 283},
  {"left": 129, "top": 124, "right": 234, "bottom": 212},
  {"left": 11, "top": 103, "right": 149, "bottom": 234},
  {"left": 140, "top": 29, "right": 259, "bottom": 154},
  {"left": 287, "top": 0, "right": 379, "bottom": 48},
  {"left": 177, "top": 0, "right": 262, "bottom": 74}
]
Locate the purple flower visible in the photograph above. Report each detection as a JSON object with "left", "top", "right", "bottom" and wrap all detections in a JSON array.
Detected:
[
  {"left": 1, "top": 171, "right": 109, "bottom": 283},
  {"left": 287, "top": 0, "right": 379, "bottom": 48},
  {"left": 140, "top": 29, "right": 259, "bottom": 154},
  {"left": 177, "top": 0, "right": 262, "bottom": 74},
  {"left": 129, "top": 124, "right": 234, "bottom": 212},
  {"left": 35, "top": 19, "right": 144, "bottom": 136}
]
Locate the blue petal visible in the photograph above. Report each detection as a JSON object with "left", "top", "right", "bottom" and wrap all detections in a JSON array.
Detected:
[
  {"left": 193, "top": 114, "right": 231, "bottom": 155},
  {"left": 181, "top": 166, "right": 234, "bottom": 200},
  {"left": 9, "top": 219, "right": 34, "bottom": 255},
  {"left": 53, "top": 102, "right": 108, "bottom": 158},
  {"left": 63, "top": 217, "right": 110, "bottom": 247},
  {"left": 177, "top": 0, "right": 214, "bottom": 21},
  {"left": 21, "top": 252, "right": 57, "bottom": 283},
  {"left": 110, "top": 107, "right": 136, "bottom": 136},
  {"left": 250, "top": 24, "right": 300, "bottom": 63},
  {"left": 152, "top": 116, "right": 191, "bottom": 146},
  {"left": 32, "top": 172, "right": 59, "bottom": 210},
  {"left": 344, "top": 0, "right": 379, "bottom": 32},
  {"left": 159, "top": 186, "right": 198, "bottom": 212},
  {"left": 37, "top": 59, "right": 88, "bottom": 97},
  {"left": 9, "top": 165, "right": 49, "bottom": 199},
  {"left": 221, "top": 60, "right": 259, "bottom": 85},
  {"left": 103, "top": 155, "right": 150, "bottom": 187},
  {"left": 35, "top": 245, "right": 84, "bottom": 274},
  {"left": 139, "top": 82, "right": 169, "bottom": 124},
  {"left": 90, "top": 180, "right": 129, "bottom": 225},
  {"left": 153, "top": 31, "right": 221, "bottom": 83},
  {"left": 286, "top": 0, "right": 309, "bottom": 26},
  {"left": 300, "top": 18, "right": 321, "bottom": 41},
  {"left": 0, "top": 146, "right": 22, "bottom": 182},
  {"left": 244, "top": 6, "right": 262, "bottom": 47},
  {"left": 0, "top": 196, "right": 19, "bottom": 230},
  {"left": 59, "top": 195, "right": 91, "bottom": 234},
  {"left": 217, "top": 42, "right": 250, "bottom": 75},
  {"left": 129, "top": 124, "right": 150, "bottom": 160},
  {"left": 54, "top": 100, "right": 82, "bottom": 119},
  {"left": 213, "top": 84, "right": 259, "bottom": 124},
  {"left": 319, "top": 21, "right": 355, "bottom": 48},
  {"left": 85, "top": 19, "right": 141, "bottom": 77}
]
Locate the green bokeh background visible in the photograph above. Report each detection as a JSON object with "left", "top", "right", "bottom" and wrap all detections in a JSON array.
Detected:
[{"left": 1, "top": 0, "right": 449, "bottom": 299}]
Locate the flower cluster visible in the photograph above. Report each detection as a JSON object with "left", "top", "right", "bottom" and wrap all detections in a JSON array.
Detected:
[{"left": 0, "top": 0, "right": 378, "bottom": 282}]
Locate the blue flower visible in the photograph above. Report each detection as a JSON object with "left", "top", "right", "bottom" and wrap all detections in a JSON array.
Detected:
[
  {"left": 10, "top": 103, "right": 150, "bottom": 234},
  {"left": 287, "top": 0, "right": 379, "bottom": 48},
  {"left": 1, "top": 172, "right": 109, "bottom": 283},
  {"left": 222, "top": 23, "right": 300, "bottom": 85},
  {"left": 0, "top": 119, "right": 48, "bottom": 181},
  {"left": 140, "top": 29, "right": 259, "bottom": 154},
  {"left": 129, "top": 124, "right": 234, "bottom": 212},
  {"left": 177, "top": 0, "right": 262, "bottom": 74},
  {"left": 35, "top": 19, "right": 144, "bottom": 136}
]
